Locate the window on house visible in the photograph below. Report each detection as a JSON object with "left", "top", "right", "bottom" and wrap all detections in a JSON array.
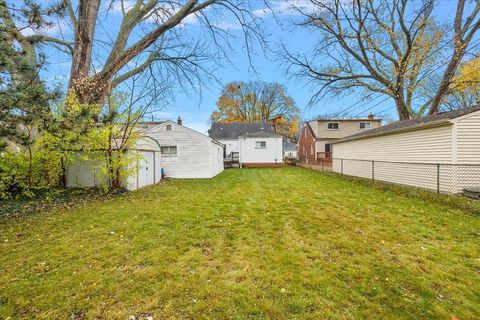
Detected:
[
  {"left": 255, "top": 141, "right": 267, "bottom": 148},
  {"left": 359, "top": 122, "right": 371, "bottom": 129},
  {"left": 161, "top": 146, "right": 177, "bottom": 155},
  {"left": 327, "top": 122, "right": 339, "bottom": 130},
  {"left": 166, "top": 124, "right": 172, "bottom": 131}
]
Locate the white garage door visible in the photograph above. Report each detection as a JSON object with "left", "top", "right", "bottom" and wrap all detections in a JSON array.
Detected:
[{"left": 137, "top": 151, "right": 155, "bottom": 189}]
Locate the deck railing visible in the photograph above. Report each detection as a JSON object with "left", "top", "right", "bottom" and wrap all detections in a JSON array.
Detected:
[{"left": 317, "top": 152, "right": 332, "bottom": 159}]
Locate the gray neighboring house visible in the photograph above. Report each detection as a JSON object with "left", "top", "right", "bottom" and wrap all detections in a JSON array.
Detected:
[{"left": 208, "top": 122, "right": 283, "bottom": 167}]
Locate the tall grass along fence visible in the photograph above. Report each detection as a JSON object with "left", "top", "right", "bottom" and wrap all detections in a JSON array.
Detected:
[{"left": 309, "top": 158, "right": 480, "bottom": 195}]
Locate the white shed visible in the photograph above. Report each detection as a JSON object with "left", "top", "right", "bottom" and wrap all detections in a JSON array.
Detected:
[
  {"left": 331, "top": 107, "right": 480, "bottom": 194},
  {"left": 67, "top": 135, "right": 162, "bottom": 191},
  {"left": 145, "top": 120, "right": 224, "bottom": 178}
]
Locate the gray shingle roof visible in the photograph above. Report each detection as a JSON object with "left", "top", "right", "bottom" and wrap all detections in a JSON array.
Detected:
[
  {"left": 208, "top": 122, "right": 275, "bottom": 139},
  {"left": 334, "top": 106, "right": 480, "bottom": 144}
]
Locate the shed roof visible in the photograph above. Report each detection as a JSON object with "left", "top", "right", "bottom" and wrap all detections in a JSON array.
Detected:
[
  {"left": 333, "top": 106, "right": 480, "bottom": 144},
  {"left": 208, "top": 122, "right": 275, "bottom": 139}
]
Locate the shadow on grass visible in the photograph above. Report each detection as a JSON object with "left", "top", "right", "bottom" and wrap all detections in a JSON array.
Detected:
[{"left": 0, "top": 188, "right": 126, "bottom": 219}]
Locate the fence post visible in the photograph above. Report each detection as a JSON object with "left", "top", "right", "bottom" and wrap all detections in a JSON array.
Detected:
[
  {"left": 321, "top": 158, "right": 324, "bottom": 172},
  {"left": 436, "top": 164, "right": 440, "bottom": 194},
  {"left": 341, "top": 159, "right": 344, "bottom": 176},
  {"left": 372, "top": 160, "right": 375, "bottom": 182}
]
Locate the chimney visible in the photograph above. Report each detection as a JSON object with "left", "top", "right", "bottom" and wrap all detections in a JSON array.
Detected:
[
  {"left": 367, "top": 113, "right": 374, "bottom": 120},
  {"left": 177, "top": 116, "right": 182, "bottom": 126}
]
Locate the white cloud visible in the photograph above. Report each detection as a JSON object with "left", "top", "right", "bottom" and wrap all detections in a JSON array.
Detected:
[
  {"left": 20, "top": 20, "right": 71, "bottom": 37},
  {"left": 253, "top": 0, "right": 318, "bottom": 17},
  {"left": 184, "top": 121, "right": 210, "bottom": 134},
  {"left": 108, "top": 0, "right": 136, "bottom": 14}
]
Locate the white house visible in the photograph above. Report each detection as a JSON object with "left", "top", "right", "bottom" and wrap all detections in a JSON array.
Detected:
[
  {"left": 238, "top": 132, "right": 283, "bottom": 167},
  {"left": 283, "top": 140, "right": 297, "bottom": 159},
  {"left": 67, "top": 135, "right": 162, "bottom": 191},
  {"left": 331, "top": 107, "right": 480, "bottom": 194},
  {"left": 146, "top": 119, "right": 224, "bottom": 178},
  {"left": 209, "top": 122, "right": 284, "bottom": 167}
]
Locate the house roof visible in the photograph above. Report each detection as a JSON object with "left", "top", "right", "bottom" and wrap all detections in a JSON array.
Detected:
[
  {"left": 333, "top": 106, "right": 480, "bottom": 144},
  {"left": 238, "top": 131, "right": 282, "bottom": 138},
  {"left": 145, "top": 120, "right": 224, "bottom": 147},
  {"left": 305, "top": 122, "right": 318, "bottom": 140},
  {"left": 208, "top": 122, "right": 276, "bottom": 139}
]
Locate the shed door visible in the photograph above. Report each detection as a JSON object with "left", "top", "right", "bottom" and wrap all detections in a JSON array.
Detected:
[{"left": 138, "top": 151, "right": 155, "bottom": 189}]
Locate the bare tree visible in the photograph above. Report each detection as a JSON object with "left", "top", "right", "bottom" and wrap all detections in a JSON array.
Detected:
[
  {"left": 429, "top": 0, "right": 480, "bottom": 114},
  {"left": 283, "top": 0, "right": 480, "bottom": 120},
  {"left": 211, "top": 81, "right": 301, "bottom": 138},
  {"left": 8, "top": 0, "right": 267, "bottom": 106}
]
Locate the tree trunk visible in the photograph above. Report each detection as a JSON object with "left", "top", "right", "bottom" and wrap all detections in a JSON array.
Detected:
[
  {"left": 68, "top": 0, "right": 101, "bottom": 103},
  {"left": 429, "top": 46, "right": 465, "bottom": 114},
  {"left": 59, "top": 155, "right": 67, "bottom": 188},
  {"left": 27, "top": 145, "right": 33, "bottom": 189},
  {"left": 395, "top": 97, "right": 411, "bottom": 120}
]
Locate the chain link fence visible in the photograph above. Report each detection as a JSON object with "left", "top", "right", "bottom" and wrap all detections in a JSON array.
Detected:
[{"left": 310, "top": 158, "right": 480, "bottom": 195}]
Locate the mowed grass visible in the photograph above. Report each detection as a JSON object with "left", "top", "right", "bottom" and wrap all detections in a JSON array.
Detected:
[{"left": 1, "top": 167, "right": 479, "bottom": 319}]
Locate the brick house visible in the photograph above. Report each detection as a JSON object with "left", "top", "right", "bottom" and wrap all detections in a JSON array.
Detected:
[{"left": 298, "top": 114, "right": 382, "bottom": 164}]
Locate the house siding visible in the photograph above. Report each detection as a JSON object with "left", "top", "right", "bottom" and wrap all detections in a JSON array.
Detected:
[
  {"left": 239, "top": 137, "right": 283, "bottom": 165},
  {"left": 147, "top": 122, "right": 224, "bottom": 179},
  {"left": 452, "top": 111, "right": 480, "bottom": 192},
  {"left": 332, "top": 124, "right": 456, "bottom": 193},
  {"left": 209, "top": 142, "right": 224, "bottom": 177},
  {"left": 456, "top": 111, "right": 480, "bottom": 164},
  {"left": 217, "top": 139, "right": 239, "bottom": 155},
  {"left": 311, "top": 119, "right": 382, "bottom": 139}
]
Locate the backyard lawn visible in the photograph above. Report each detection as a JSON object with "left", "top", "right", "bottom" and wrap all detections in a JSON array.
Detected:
[{"left": 1, "top": 167, "right": 479, "bottom": 319}]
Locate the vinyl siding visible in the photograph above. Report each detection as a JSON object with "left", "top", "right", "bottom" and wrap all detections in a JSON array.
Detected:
[
  {"left": 217, "top": 139, "right": 239, "bottom": 155},
  {"left": 332, "top": 124, "right": 456, "bottom": 193},
  {"left": 456, "top": 111, "right": 480, "bottom": 164},
  {"left": 310, "top": 119, "right": 382, "bottom": 140},
  {"left": 147, "top": 122, "right": 224, "bottom": 178},
  {"left": 239, "top": 137, "right": 283, "bottom": 164},
  {"left": 332, "top": 124, "right": 453, "bottom": 162},
  {"left": 453, "top": 111, "right": 480, "bottom": 193},
  {"left": 209, "top": 142, "right": 224, "bottom": 177}
]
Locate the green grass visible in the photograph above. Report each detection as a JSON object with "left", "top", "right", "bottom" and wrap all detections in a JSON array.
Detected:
[{"left": 1, "top": 167, "right": 479, "bottom": 319}]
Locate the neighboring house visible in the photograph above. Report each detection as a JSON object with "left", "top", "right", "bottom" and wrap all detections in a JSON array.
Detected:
[
  {"left": 67, "top": 117, "right": 224, "bottom": 190},
  {"left": 67, "top": 135, "right": 162, "bottom": 191},
  {"left": 283, "top": 139, "right": 297, "bottom": 158},
  {"left": 298, "top": 114, "right": 382, "bottom": 163},
  {"left": 331, "top": 107, "right": 480, "bottom": 194},
  {"left": 208, "top": 122, "right": 283, "bottom": 167},
  {"left": 146, "top": 119, "right": 224, "bottom": 178}
]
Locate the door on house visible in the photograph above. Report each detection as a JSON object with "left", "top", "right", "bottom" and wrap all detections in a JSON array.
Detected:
[
  {"left": 138, "top": 151, "right": 155, "bottom": 189},
  {"left": 324, "top": 143, "right": 332, "bottom": 158}
]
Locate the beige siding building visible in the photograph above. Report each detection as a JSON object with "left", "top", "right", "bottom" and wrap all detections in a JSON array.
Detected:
[
  {"left": 331, "top": 107, "right": 480, "bottom": 194},
  {"left": 298, "top": 115, "right": 381, "bottom": 163}
]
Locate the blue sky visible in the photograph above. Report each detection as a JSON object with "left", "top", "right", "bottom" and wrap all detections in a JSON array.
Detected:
[{"left": 33, "top": 0, "right": 470, "bottom": 134}]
